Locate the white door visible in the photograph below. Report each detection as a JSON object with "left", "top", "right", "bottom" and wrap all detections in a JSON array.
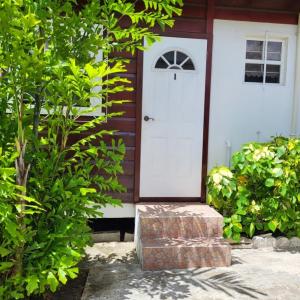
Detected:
[{"left": 140, "top": 37, "right": 207, "bottom": 197}]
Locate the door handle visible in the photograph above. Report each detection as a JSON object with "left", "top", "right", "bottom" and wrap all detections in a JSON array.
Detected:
[{"left": 144, "top": 115, "right": 155, "bottom": 122}]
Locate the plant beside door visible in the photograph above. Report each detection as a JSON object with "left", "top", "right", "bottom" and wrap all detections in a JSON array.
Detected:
[{"left": 207, "top": 136, "right": 300, "bottom": 242}]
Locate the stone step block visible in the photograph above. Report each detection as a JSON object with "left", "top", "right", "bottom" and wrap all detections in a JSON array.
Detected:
[
  {"left": 138, "top": 237, "right": 231, "bottom": 270},
  {"left": 136, "top": 203, "right": 224, "bottom": 240}
]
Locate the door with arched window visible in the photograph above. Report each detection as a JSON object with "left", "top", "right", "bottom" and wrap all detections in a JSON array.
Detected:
[{"left": 140, "top": 37, "right": 207, "bottom": 198}]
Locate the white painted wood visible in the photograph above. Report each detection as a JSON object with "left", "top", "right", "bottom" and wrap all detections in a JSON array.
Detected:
[
  {"left": 100, "top": 204, "right": 135, "bottom": 218},
  {"left": 209, "top": 20, "right": 297, "bottom": 171},
  {"left": 140, "top": 37, "right": 207, "bottom": 197},
  {"left": 291, "top": 14, "right": 300, "bottom": 136}
]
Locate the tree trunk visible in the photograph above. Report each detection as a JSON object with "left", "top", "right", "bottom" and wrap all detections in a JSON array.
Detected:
[{"left": 14, "top": 140, "right": 30, "bottom": 276}]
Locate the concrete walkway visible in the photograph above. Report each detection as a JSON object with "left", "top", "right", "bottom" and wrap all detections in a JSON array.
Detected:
[{"left": 82, "top": 242, "right": 300, "bottom": 300}]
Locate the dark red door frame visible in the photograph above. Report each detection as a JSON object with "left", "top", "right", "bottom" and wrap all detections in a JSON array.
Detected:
[
  {"left": 134, "top": 0, "right": 215, "bottom": 203},
  {"left": 133, "top": 50, "right": 143, "bottom": 203},
  {"left": 201, "top": 0, "right": 215, "bottom": 201}
]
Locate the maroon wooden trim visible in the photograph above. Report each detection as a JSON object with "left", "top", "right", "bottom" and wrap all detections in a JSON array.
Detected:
[
  {"left": 140, "top": 197, "right": 201, "bottom": 203},
  {"left": 215, "top": 8, "right": 298, "bottom": 25},
  {"left": 152, "top": 31, "right": 210, "bottom": 40},
  {"left": 133, "top": 50, "right": 143, "bottom": 203},
  {"left": 201, "top": 0, "right": 215, "bottom": 202}
]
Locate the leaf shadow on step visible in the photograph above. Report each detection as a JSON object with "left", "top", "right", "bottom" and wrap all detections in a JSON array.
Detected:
[
  {"left": 82, "top": 249, "right": 138, "bottom": 269},
  {"left": 122, "top": 267, "right": 268, "bottom": 300},
  {"left": 139, "top": 204, "right": 207, "bottom": 217}
]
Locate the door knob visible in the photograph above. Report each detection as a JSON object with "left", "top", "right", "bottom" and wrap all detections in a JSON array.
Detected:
[{"left": 144, "top": 115, "right": 155, "bottom": 122}]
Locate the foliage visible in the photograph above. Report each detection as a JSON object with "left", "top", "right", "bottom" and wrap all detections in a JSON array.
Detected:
[
  {"left": 0, "top": 0, "right": 183, "bottom": 298},
  {"left": 207, "top": 137, "right": 300, "bottom": 242}
]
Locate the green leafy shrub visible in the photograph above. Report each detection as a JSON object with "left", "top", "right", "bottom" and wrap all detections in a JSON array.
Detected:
[
  {"left": 207, "top": 137, "right": 300, "bottom": 241},
  {"left": 0, "top": 0, "right": 183, "bottom": 298}
]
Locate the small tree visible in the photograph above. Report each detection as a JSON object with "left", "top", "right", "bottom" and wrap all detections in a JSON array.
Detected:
[{"left": 0, "top": 0, "right": 182, "bottom": 298}]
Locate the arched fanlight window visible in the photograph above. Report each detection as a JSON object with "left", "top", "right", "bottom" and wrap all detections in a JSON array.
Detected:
[{"left": 155, "top": 50, "right": 195, "bottom": 70}]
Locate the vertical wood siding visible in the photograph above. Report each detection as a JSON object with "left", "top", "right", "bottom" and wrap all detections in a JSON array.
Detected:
[{"left": 89, "top": 0, "right": 299, "bottom": 204}]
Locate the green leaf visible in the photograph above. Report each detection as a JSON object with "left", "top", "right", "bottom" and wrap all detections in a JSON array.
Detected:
[
  {"left": 265, "top": 178, "right": 275, "bottom": 187},
  {"left": 231, "top": 214, "right": 241, "bottom": 223},
  {"left": 86, "top": 147, "right": 98, "bottom": 155},
  {"left": 5, "top": 220, "right": 18, "bottom": 237},
  {"left": 223, "top": 226, "right": 232, "bottom": 238},
  {"left": 223, "top": 217, "right": 231, "bottom": 224},
  {"left": 84, "top": 63, "right": 99, "bottom": 79},
  {"left": 67, "top": 267, "right": 79, "bottom": 279},
  {"left": 14, "top": 194, "right": 42, "bottom": 206},
  {"left": 268, "top": 220, "right": 278, "bottom": 232},
  {"left": 80, "top": 188, "right": 97, "bottom": 196},
  {"left": 249, "top": 222, "right": 255, "bottom": 237},
  {"left": 232, "top": 222, "right": 242, "bottom": 233},
  {"left": 280, "top": 185, "right": 287, "bottom": 196},
  {"left": 26, "top": 275, "right": 39, "bottom": 295},
  {"left": 271, "top": 167, "right": 283, "bottom": 177},
  {"left": 58, "top": 268, "right": 68, "bottom": 285},
  {"left": 10, "top": 291, "right": 24, "bottom": 299},
  {"left": 236, "top": 208, "right": 247, "bottom": 215},
  {"left": 0, "top": 262, "right": 13, "bottom": 271},
  {"left": 232, "top": 232, "right": 241, "bottom": 242},
  {"left": 0, "top": 247, "right": 10, "bottom": 257},
  {"left": 276, "top": 146, "right": 286, "bottom": 157},
  {"left": 47, "top": 272, "right": 59, "bottom": 293}
]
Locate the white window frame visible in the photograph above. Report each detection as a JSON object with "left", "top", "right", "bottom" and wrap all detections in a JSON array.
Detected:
[{"left": 244, "top": 35, "right": 287, "bottom": 85}]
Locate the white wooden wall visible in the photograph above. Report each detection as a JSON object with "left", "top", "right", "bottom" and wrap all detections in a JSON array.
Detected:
[{"left": 208, "top": 20, "right": 297, "bottom": 170}]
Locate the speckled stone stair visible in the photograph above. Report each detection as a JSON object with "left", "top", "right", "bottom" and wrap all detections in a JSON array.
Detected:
[{"left": 135, "top": 203, "right": 231, "bottom": 270}]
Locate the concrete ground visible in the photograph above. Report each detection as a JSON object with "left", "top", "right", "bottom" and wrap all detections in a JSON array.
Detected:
[{"left": 82, "top": 242, "right": 300, "bottom": 300}]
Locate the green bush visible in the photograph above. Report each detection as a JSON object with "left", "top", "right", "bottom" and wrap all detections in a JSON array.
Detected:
[
  {"left": 207, "top": 137, "right": 300, "bottom": 241},
  {"left": 0, "top": 0, "right": 183, "bottom": 298}
]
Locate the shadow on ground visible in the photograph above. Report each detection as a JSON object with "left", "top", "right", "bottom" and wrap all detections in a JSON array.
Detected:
[
  {"left": 124, "top": 267, "right": 267, "bottom": 299},
  {"left": 84, "top": 250, "right": 268, "bottom": 300},
  {"left": 83, "top": 248, "right": 138, "bottom": 267}
]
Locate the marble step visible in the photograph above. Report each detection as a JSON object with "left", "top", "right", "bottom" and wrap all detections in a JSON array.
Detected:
[
  {"left": 138, "top": 237, "right": 231, "bottom": 270},
  {"left": 136, "top": 203, "right": 224, "bottom": 240}
]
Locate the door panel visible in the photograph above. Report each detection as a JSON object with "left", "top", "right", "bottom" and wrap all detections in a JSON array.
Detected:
[{"left": 140, "top": 37, "right": 207, "bottom": 197}]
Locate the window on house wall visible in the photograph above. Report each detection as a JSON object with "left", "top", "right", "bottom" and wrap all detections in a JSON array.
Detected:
[
  {"left": 244, "top": 38, "right": 285, "bottom": 84},
  {"left": 154, "top": 50, "right": 195, "bottom": 71}
]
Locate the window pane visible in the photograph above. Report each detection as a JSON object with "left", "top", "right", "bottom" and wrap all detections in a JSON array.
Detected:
[
  {"left": 246, "top": 40, "right": 264, "bottom": 60},
  {"left": 245, "top": 63, "right": 264, "bottom": 82},
  {"left": 266, "top": 64, "right": 280, "bottom": 73},
  {"left": 267, "top": 52, "right": 281, "bottom": 61},
  {"left": 267, "top": 41, "right": 282, "bottom": 61},
  {"left": 181, "top": 59, "right": 195, "bottom": 70},
  {"left": 245, "top": 63, "right": 264, "bottom": 72},
  {"left": 163, "top": 51, "right": 175, "bottom": 65},
  {"left": 268, "top": 41, "right": 282, "bottom": 52},
  {"left": 266, "top": 64, "right": 280, "bottom": 83},
  {"left": 246, "top": 52, "right": 263, "bottom": 60},
  {"left": 155, "top": 57, "right": 168, "bottom": 69},
  {"left": 176, "top": 51, "right": 188, "bottom": 65}
]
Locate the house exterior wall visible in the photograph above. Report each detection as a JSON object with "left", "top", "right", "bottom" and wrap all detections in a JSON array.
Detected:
[
  {"left": 97, "top": 0, "right": 300, "bottom": 214},
  {"left": 208, "top": 20, "right": 297, "bottom": 170},
  {"left": 102, "top": 0, "right": 208, "bottom": 206}
]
